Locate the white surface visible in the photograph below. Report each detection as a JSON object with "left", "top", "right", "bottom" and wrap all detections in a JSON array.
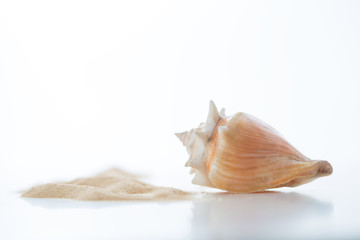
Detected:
[
  {"left": 1, "top": 0, "right": 360, "bottom": 239},
  {"left": 0, "top": 187, "right": 359, "bottom": 240}
]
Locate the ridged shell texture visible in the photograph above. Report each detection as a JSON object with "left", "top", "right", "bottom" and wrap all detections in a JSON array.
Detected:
[{"left": 176, "top": 101, "right": 332, "bottom": 193}]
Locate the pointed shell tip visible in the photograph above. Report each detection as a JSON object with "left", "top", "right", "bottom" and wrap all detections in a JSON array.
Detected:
[{"left": 316, "top": 160, "right": 333, "bottom": 176}]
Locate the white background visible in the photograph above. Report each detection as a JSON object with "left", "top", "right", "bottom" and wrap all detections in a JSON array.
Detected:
[{"left": 1, "top": 1, "right": 360, "bottom": 239}]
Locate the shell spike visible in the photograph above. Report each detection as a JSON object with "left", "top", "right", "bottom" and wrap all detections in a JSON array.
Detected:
[
  {"left": 175, "top": 132, "right": 188, "bottom": 146},
  {"left": 220, "top": 108, "right": 226, "bottom": 118},
  {"left": 204, "top": 100, "right": 220, "bottom": 134},
  {"left": 175, "top": 130, "right": 195, "bottom": 154}
]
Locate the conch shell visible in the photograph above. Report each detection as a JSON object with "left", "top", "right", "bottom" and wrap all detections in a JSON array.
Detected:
[{"left": 175, "top": 101, "right": 332, "bottom": 193}]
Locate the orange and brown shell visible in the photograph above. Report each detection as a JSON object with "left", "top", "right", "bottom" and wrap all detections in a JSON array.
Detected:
[{"left": 175, "top": 101, "right": 332, "bottom": 193}]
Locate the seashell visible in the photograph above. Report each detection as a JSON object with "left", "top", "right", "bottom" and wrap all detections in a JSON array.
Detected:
[{"left": 175, "top": 101, "right": 333, "bottom": 193}]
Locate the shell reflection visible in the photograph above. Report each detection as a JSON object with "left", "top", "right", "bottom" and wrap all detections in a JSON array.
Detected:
[{"left": 191, "top": 192, "right": 333, "bottom": 239}]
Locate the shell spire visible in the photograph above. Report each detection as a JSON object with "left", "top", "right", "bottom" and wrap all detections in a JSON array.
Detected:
[
  {"left": 175, "top": 131, "right": 192, "bottom": 153},
  {"left": 175, "top": 101, "right": 333, "bottom": 193},
  {"left": 175, "top": 100, "right": 223, "bottom": 187}
]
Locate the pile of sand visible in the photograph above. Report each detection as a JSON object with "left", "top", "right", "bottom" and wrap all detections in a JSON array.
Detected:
[{"left": 22, "top": 168, "right": 192, "bottom": 201}]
